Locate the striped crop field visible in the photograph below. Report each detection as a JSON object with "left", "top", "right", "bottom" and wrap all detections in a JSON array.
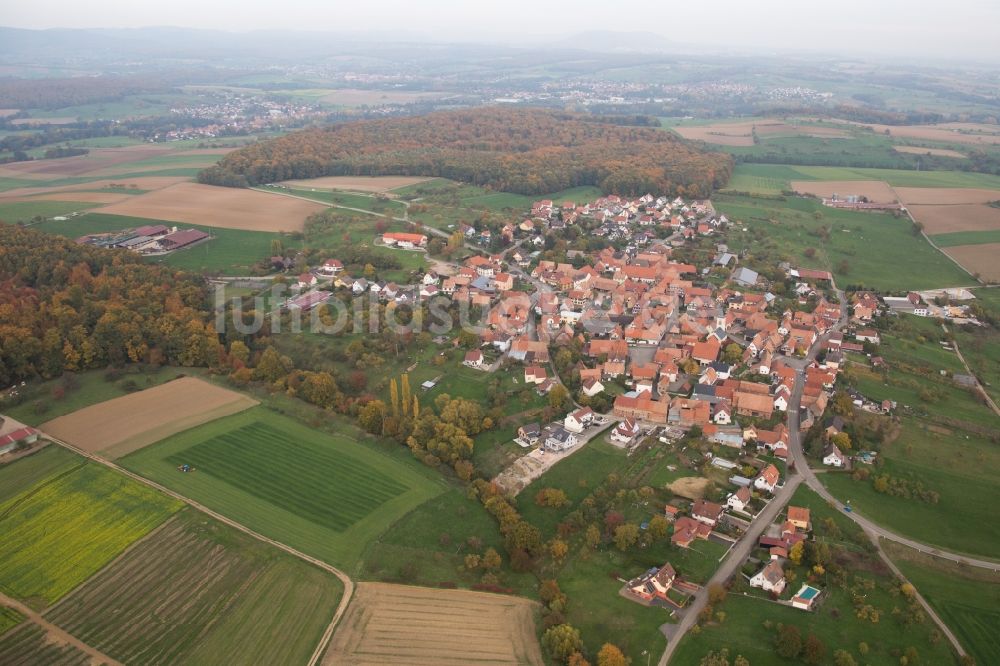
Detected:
[
  {"left": 0, "top": 623, "right": 93, "bottom": 666},
  {"left": 46, "top": 509, "right": 343, "bottom": 666},
  {"left": 121, "top": 407, "right": 444, "bottom": 568},
  {"left": 164, "top": 421, "right": 408, "bottom": 531},
  {"left": 0, "top": 459, "right": 182, "bottom": 609}
]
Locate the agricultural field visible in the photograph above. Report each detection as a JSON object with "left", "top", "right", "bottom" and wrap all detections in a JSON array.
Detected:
[
  {"left": 942, "top": 244, "right": 1000, "bottom": 281},
  {"left": 671, "top": 486, "right": 960, "bottom": 666},
  {"left": 0, "top": 607, "right": 24, "bottom": 635},
  {"left": 821, "top": 418, "right": 1000, "bottom": 560},
  {"left": 952, "top": 291, "right": 1000, "bottom": 404},
  {"left": 0, "top": 199, "right": 102, "bottom": 222},
  {"left": 668, "top": 118, "right": 849, "bottom": 147},
  {"left": 121, "top": 407, "right": 444, "bottom": 568},
  {"left": 323, "top": 582, "right": 543, "bottom": 666},
  {"left": 894, "top": 145, "right": 967, "bottom": 158},
  {"left": 730, "top": 163, "right": 1000, "bottom": 190},
  {"left": 885, "top": 542, "right": 1000, "bottom": 666},
  {"left": 95, "top": 182, "right": 326, "bottom": 232},
  {"left": 0, "top": 458, "right": 181, "bottom": 608},
  {"left": 0, "top": 446, "right": 81, "bottom": 503},
  {"left": 46, "top": 509, "right": 344, "bottom": 666},
  {"left": 716, "top": 193, "right": 973, "bottom": 291},
  {"left": 0, "top": 623, "right": 100, "bottom": 666}
]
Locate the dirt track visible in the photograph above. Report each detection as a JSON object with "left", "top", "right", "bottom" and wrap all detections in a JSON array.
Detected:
[
  {"left": 96, "top": 182, "right": 326, "bottom": 231},
  {"left": 0, "top": 592, "right": 122, "bottom": 666},
  {"left": 40, "top": 377, "right": 257, "bottom": 458},
  {"left": 323, "top": 582, "right": 543, "bottom": 666}
]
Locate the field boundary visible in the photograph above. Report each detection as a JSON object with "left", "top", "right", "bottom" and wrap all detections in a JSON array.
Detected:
[
  {"left": 0, "top": 591, "right": 122, "bottom": 665},
  {"left": 39, "top": 433, "right": 355, "bottom": 666}
]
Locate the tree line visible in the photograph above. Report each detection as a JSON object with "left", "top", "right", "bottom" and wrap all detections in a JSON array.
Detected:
[{"left": 198, "top": 107, "right": 733, "bottom": 197}]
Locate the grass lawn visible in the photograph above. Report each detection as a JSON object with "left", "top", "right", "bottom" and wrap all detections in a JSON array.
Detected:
[
  {"left": 46, "top": 508, "right": 344, "bottom": 666},
  {"left": 0, "top": 458, "right": 182, "bottom": 609},
  {"left": 32, "top": 212, "right": 298, "bottom": 275},
  {"left": 517, "top": 440, "right": 629, "bottom": 539},
  {"left": 820, "top": 419, "right": 1000, "bottom": 560},
  {"left": 885, "top": 542, "right": 1000, "bottom": 666},
  {"left": 3, "top": 366, "right": 179, "bottom": 426},
  {"left": 952, "top": 304, "right": 1000, "bottom": 406},
  {"left": 878, "top": 314, "right": 965, "bottom": 374},
  {"left": 559, "top": 548, "right": 670, "bottom": 659},
  {"left": 360, "top": 488, "right": 536, "bottom": 593},
  {"left": 120, "top": 407, "right": 445, "bottom": 569},
  {"left": 851, "top": 365, "right": 996, "bottom": 428},
  {"left": 716, "top": 193, "right": 973, "bottom": 291}
]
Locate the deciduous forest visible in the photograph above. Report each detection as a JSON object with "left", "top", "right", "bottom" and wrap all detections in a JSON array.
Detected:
[{"left": 200, "top": 107, "right": 732, "bottom": 197}]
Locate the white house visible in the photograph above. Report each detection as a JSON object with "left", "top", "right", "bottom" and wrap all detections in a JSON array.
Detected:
[
  {"left": 544, "top": 427, "right": 578, "bottom": 452},
  {"left": 317, "top": 259, "right": 343, "bottom": 276},
  {"left": 823, "top": 443, "right": 847, "bottom": 467},
  {"left": 727, "top": 486, "right": 751, "bottom": 512},
  {"left": 463, "top": 350, "right": 485, "bottom": 369},
  {"left": 713, "top": 404, "right": 732, "bottom": 425},
  {"left": 610, "top": 418, "right": 640, "bottom": 444},
  {"left": 581, "top": 377, "right": 605, "bottom": 397},
  {"left": 754, "top": 464, "right": 780, "bottom": 493},
  {"left": 773, "top": 388, "right": 789, "bottom": 412},
  {"left": 750, "top": 561, "right": 786, "bottom": 594},
  {"left": 296, "top": 273, "right": 318, "bottom": 289},
  {"left": 564, "top": 407, "right": 595, "bottom": 434}
]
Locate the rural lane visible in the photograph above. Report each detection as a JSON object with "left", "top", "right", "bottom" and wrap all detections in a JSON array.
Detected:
[{"left": 39, "top": 434, "right": 355, "bottom": 666}]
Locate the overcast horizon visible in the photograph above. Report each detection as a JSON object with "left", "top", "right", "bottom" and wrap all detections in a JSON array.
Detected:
[{"left": 4, "top": 0, "right": 1000, "bottom": 63}]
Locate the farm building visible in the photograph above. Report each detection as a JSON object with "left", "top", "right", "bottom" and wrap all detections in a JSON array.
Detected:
[
  {"left": 382, "top": 232, "right": 428, "bottom": 248},
  {"left": 0, "top": 418, "right": 39, "bottom": 454}
]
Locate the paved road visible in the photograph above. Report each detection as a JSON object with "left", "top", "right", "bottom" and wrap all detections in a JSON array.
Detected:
[{"left": 40, "top": 434, "right": 354, "bottom": 666}]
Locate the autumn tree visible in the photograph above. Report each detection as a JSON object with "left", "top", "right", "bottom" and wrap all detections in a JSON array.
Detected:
[
  {"left": 775, "top": 624, "right": 802, "bottom": 659},
  {"left": 596, "top": 643, "right": 627, "bottom": 666},
  {"left": 542, "top": 624, "right": 583, "bottom": 664},
  {"left": 613, "top": 523, "right": 639, "bottom": 551}
]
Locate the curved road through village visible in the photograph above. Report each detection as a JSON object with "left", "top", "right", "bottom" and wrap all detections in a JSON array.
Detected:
[{"left": 659, "top": 284, "right": 995, "bottom": 665}]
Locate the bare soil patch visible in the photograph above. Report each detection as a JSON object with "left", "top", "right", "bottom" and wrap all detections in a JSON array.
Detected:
[
  {"left": 281, "top": 175, "right": 432, "bottom": 192},
  {"left": 323, "top": 582, "right": 543, "bottom": 666},
  {"left": 943, "top": 244, "right": 1000, "bottom": 281},
  {"left": 893, "top": 146, "right": 967, "bottom": 159},
  {"left": 895, "top": 188, "right": 1000, "bottom": 205},
  {"left": 791, "top": 180, "right": 898, "bottom": 203},
  {"left": 668, "top": 476, "right": 712, "bottom": 500},
  {"left": 906, "top": 204, "right": 1000, "bottom": 234},
  {"left": 96, "top": 182, "right": 326, "bottom": 231},
  {"left": 673, "top": 119, "right": 848, "bottom": 146},
  {"left": 40, "top": 377, "right": 257, "bottom": 458}
]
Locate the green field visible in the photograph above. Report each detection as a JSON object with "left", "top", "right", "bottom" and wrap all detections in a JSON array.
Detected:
[
  {"left": 0, "top": 459, "right": 182, "bottom": 608},
  {"left": 0, "top": 446, "right": 81, "bottom": 504},
  {"left": 716, "top": 193, "right": 973, "bottom": 291},
  {"left": 886, "top": 543, "right": 1000, "bottom": 666},
  {"left": 46, "top": 509, "right": 344, "bottom": 666},
  {"left": 121, "top": 407, "right": 444, "bottom": 568},
  {"left": 31, "top": 212, "right": 297, "bottom": 275},
  {"left": 0, "top": 623, "right": 93, "bottom": 665},
  {"left": 0, "top": 607, "right": 23, "bottom": 635},
  {"left": 361, "top": 488, "right": 537, "bottom": 595},
  {"left": 953, "top": 291, "right": 1000, "bottom": 405},
  {"left": 878, "top": 314, "right": 965, "bottom": 374},
  {"left": 930, "top": 229, "right": 1000, "bottom": 247},
  {"left": 821, "top": 419, "right": 1000, "bottom": 560},
  {"left": 0, "top": 200, "right": 101, "bottom": 223},
  {"left": 731, "top": 163, "right": 1000, "bottom": 190}
]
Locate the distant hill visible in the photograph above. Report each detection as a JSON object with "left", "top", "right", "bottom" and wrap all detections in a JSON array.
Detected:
[{"left": 198, "top": 107, "right": 732, "bottom": 197}]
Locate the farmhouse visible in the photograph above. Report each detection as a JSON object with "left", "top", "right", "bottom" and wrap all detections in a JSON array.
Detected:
[
  {"left": 564, "top": 407, "right": 595, "bottom": 433},
  {"left": 691, "top": 499, "right": 724, "bottom": 527},
  {"left": 754, "top": 464, "right": 780, "bottom": 493},
  {"left": 0, "top": 421, "right": 39, "bottom": 455},
  {"left": 726, "top": 486, "right": 751, "bottom": 512},
  {"left": 610, "top": 418, "right": 640, "bottom": 444},
  {"left": 822, "top": 442, "right": 847, "bottom": 467},
  {"left": 463, "top": 350, "right": 485, "bottom": 369},
  {"left": 787, "top": 506, "right": 811, "bottom": 531},
  {"left": 382, "top": 232, "right": 428, "bottom": 248},
  {"left": 672, "top": 516, "right": 711, "bottom": 548}
]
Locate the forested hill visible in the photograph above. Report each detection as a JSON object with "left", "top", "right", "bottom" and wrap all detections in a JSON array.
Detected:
[
  {"left": 0, "top": 224, "right": 217, "bottom": 385},
  {"left": 199, "top": 107, "right": 732, "bottom": 197}
]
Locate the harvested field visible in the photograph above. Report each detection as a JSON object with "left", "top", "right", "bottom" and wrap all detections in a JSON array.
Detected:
[
  {"left": 895, "top": 187, "right": 1000, "bottom": 205},
  {"left": 0, "top": 176, "right": 190, "bottom": 198},
  {"left": 281, "top": 175, "right": 432, "bottom": 192},
  {"left": 906, "top": 204, "right": 1000, "bottom": 234},
  {"left": 46, "top": 510, "right": 343, "bottom": 666},
  {"left": 838, "top": 120, "right": 1000, "bottom": 146},
  {"left": 319, "top": 89, "right": 451, "bottom": 106},
  {"left": 1, "top": 192, "right": 132, "bottom": 205},
  {"left": 323, "top": 582, "right": 543, "bottom": 666},
  {"left": 673, "top": 119, "right": 848, "bottom": 146},
  {"left": 668, "top": 476, "right": 712, "bottom": 500},
  {"left": 893, "top": 146, "right": 967, "bottom": 159},
  {"left": 791, "top": 179, "right": 899, "bottom": 203},
  {"left": 0, "top": 147, "right": 173, "bottom": 177},
  {"left": 10, "top": 117, "right": 77, "bottom": 126},
  {"left": 40, "top": 377, "right": 257, "bottom": 458},
  {"left": 96, "top": 182, "right": 326, "bottom": 231},
  {"left": 943, "top": 244, "right": 1000, "bottom": 281}
]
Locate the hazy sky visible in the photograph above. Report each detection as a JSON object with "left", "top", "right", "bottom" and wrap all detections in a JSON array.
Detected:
[{"left": 5, "top": 0, "right": 1000, "bottom": 62}]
